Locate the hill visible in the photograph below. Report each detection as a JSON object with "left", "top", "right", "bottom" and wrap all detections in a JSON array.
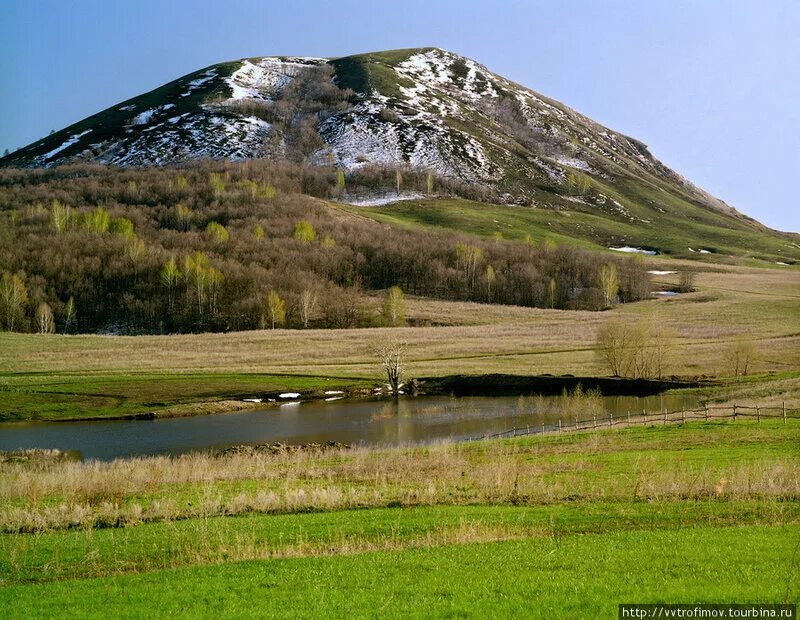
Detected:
[{"left": 2, "top": 48, "right": 797, "bottom": 261}]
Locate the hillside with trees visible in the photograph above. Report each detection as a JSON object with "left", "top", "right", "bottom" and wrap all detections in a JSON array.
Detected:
[{"left": 0, "top": 162, "right": 650, "bottom": 334}]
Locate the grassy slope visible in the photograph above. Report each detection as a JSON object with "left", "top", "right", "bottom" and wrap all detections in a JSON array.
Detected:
[
  {"left": 327, "top": 50, "right": 799, "bottom": 265},
  {"left": 1, "top": 422, "right": 798, "bottom": 615},
  {"left": 338, "top": 196, "right": 800, "bottom": 263}
]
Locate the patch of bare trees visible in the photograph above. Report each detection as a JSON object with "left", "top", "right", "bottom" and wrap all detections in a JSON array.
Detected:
[
  {"left": 595, "top": 317, "right": 675, "bottom": 379},
  {"left": 723, "top": 337, "right": 758, "bottom": 377}
]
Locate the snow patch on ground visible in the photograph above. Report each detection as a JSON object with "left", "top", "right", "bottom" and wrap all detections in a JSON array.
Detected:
[
  {"left": 609, "top": 246, "right": 657, "bottom": 255},
  {"left": 111, "top": 111, "right": 271, "bottom": 166},
  {"left": 648, "top": 270, "right": 676, "bottom": 275},
  {"left": 186, "top": 72, "right": 216, "bottom": 89},
  {"left": 279, "top": 392, "right": 301, "bottom": 399},
  {"left": 180, "top": 70, "right": 217, "bottom": 97},
  {"left": 343, "top": 192, "right": 425, "bottom": 207},
  {"left": 42, "top": 130, "right": 92, "bottom": 161},
  {"left": 555, "top": 156, "right": 592, "bottom": 172},
  {"left": 131, "top": 109, "right": 156, "bottom": 125},
  {"left": 226, "top": 57, "right": 325, "bottom": 100}
]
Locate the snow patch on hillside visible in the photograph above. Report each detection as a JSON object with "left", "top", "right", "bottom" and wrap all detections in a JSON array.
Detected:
[
  {"left": 110, "top": 113, "right": 270, "bottom": 166},
  {"left": 555, "top": 156, "right": 592, "bottom": 172},
  {"left": 343, "top": 192, "right": 424, "bottom": 206},
  {"left": 226, "top": 57, "right": 325, "bottom": 100},
  {"left": 42, "top": 130, "right": 92, "bottom": 161},
  {"left": 609, "top": 246, "right": 657, "bottom": 255},
  {"left": 180, "top": 70, "right": 217, "bottom": 97}
]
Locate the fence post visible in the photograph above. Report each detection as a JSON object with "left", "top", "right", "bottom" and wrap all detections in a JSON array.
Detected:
[
  {"left": 627, "top": 410, "right": 631, "bottom": 426},
  {"left": 733, "top": 404, "right": 737, "bottom": 422},
  {"left": 558, "top": 419, "right": 562, "bottom": 433},
  {"left": 609, "top": 412, "right": 613, "bottom": 427},
  {"left": 784, "top": 402, "right": 787, "bottom": 424},
  {"left": 705, "top": 404, "right": 709, "bottom": 421},
  {"left": 643, "top": 409, "right": 647, "bottom": 425},
  {"left": 541, "top": 423, "right": 545, "bottom": 435},
  {"left": 757, "top": 407, "right": 760, "bottom": 423},
  {"left": 681, "top": 408, "right": 685, "bottom": 424},
  {"left": 593, "top": 414, "right": 596, "bottom": 429},
  {"left": 526, "top": 424, "right": 530, "bottom": 435},
  {"left": 663, "top": 409, "right": 667, "bottom": 425}
]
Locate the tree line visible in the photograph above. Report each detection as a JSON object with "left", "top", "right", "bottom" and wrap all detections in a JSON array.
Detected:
[{"left": 0, "top": 160, "right": 651, "bottom": 334}]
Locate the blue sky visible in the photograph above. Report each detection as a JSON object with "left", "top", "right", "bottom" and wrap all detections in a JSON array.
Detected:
[{"left": 1, "top": 0, "right": 798, "bottom": 231}]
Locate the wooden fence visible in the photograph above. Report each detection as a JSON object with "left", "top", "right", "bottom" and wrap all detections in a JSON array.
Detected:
[{"left": 469, "top": 403, "right": 799, "bottom": 442}]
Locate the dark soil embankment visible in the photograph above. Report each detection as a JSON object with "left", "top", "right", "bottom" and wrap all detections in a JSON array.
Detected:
[{"left": 419, "top": 374, "right": 709, "bottom": 397}]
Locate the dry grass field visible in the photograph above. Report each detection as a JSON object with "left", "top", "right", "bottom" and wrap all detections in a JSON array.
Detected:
[
  {"left": 1, "top": 258, "right": 798, "bottom": 419},
  {"left": 2, "top": 259, "right": 797, "bottom": 377}
]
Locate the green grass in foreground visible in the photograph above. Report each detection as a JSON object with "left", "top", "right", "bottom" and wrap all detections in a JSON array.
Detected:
[
  {"left": 3, "top": 500, "right": 793, "bottom": 584},
  {"left": 2, "top": 525, "right": 797, "bottom": 618},
  {"left": 1, "top": 421, "right": 798, "bottom": 616}
]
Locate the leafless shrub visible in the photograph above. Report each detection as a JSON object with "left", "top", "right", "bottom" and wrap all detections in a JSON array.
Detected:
[
  {"left": 723, "top": 337, "right": 758, "bottom": 377},
  {"left": 596, "top": 317, "right": 675, "bottom": 378}
]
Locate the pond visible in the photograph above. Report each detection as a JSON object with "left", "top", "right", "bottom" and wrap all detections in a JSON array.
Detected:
[{"left": 0, "top": 392, "right": 700, "bottom": 461}]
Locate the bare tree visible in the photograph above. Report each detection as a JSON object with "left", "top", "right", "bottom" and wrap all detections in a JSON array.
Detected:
[
  {"left": 723, "top": 337, "right": 757, "bottom": 377},
  {"left": 596, "top": 317, "right": 674, "bottom": 379},
  {"left": 299, "top": 288, "right": 317, "bottom": 328},
  {"left": 125, "top": 236, "right": 147, "bottom": 266},
  {"left": 647, "top": 324, "right": 675, "bottom": 379},
  {"left": 207, "top": 267, "right": 224, "bottom": 317},
  {"left": 36, "top": 302, "right": 55, "bottom": 334},
  {"left": 677, "top": 270, "right": 696, "bottom": 293},
  {"left": 374, "top": 339, "right": 406, "bottom": 398},
  {"left": 455, "top": 242, "right": 483, "bottom": 289},
  {"left": 595, "top": 318, "right": 636, "bottom": 377}
]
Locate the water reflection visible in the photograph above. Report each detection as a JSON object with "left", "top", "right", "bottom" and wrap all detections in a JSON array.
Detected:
[{"left": 0, "top": 393, "right": 700, "bottom": 461}]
